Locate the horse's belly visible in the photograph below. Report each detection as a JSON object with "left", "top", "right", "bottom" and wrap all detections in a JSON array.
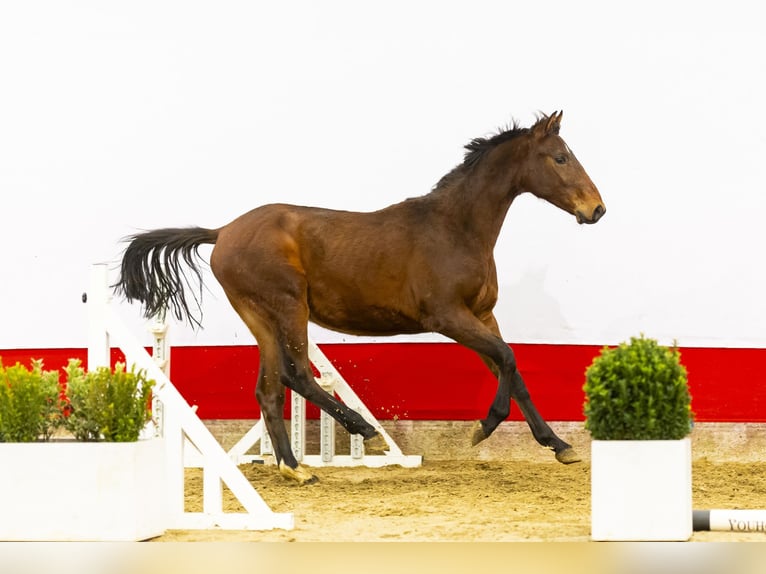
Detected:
[{"left": 308, "top": 305, "right": 424, "bottom": 337}]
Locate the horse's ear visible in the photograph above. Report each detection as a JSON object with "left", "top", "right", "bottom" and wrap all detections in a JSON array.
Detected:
[
  {"left": 545, "top": 111, "right": 563, "bottom": 135},
  {"left": 532, "top": 111, "right": 563, "bottom": 138}
]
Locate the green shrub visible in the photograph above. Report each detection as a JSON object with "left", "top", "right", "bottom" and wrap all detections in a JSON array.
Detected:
[
  {"left": 0, "top": 358, "right": 64, "bottom": 442},
  {"left": 63, "top": 359, "right": 155, "bottom": 442},
  {"left": 583, "top": 334, "right": 693, "bottom": 440}
]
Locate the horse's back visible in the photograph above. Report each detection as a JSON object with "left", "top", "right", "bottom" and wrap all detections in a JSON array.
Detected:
[
  {"left": 210, "top": 201, "right": 432, "bottom": 335},
  {"left": 215, "top": 201, "right": 421, "bottom": 262}
]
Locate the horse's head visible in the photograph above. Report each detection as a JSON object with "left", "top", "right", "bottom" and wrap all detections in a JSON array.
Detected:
[{"left": 520, "top": 111, "right": 605, "bottom": 224}]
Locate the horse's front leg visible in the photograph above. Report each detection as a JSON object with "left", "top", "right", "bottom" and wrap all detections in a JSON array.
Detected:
[
  {"left": 438, "top": 310, "right": 580, "bottom": 464},
  {"left": 475, "top": 347, "right": 580, "bottom": 463},
  {"left": 471, "top": 351, "right": 580, "bottom": 464}
]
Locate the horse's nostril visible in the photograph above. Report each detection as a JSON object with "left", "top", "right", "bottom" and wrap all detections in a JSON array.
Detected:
[{"left": 593, "top": 204, "right": 606, "bottom": 221}]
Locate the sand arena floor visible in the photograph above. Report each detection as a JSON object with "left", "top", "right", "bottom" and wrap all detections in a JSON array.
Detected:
[{"left": 154, "top": 421, "right": 766, "bottom": 542}]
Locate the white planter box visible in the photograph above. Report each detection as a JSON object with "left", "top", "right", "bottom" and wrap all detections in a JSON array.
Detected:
[
  {"left": 0, "top": 438, "right": 167, "bottom": 541},
  {"left": 591, "top": 437, "right": 692, "bottom": 541}
]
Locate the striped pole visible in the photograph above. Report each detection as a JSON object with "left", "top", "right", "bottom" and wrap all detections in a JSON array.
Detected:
[{"left": 693, "top": 509, "right": 766, "bottom": 533}]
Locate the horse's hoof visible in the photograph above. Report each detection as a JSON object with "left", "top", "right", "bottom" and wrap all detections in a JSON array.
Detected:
[
  {"left": 300, "top": 474, "right": 320, "bottom": 486},
  {"left": 364, "top": 433, "right": 389, "bottom": 455},
  {"left": 555, "top": 447, "right": 582, "bottom": 465},
  {"left": 278, "top": 461, "right": 319, "bottom": 485},
  {"left": 470, "top": 420, "right": 488, "bottom": 446}
]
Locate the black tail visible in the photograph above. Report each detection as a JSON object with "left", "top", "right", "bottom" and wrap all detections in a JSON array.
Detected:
[{"left": 113, "top": 227, "right": 219, "bottom": 328}]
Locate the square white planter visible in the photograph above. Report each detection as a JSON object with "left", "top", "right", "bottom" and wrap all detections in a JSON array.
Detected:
[
  {"left": 591, "top": 437, "right": 692, "bottom": 541},
  {"left": 0, "top": 438, "right": 167, "bottom": 541}
]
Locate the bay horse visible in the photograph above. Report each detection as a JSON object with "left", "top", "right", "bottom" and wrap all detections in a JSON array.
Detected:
[{"left": 114, "top": 111, "right": 605, "bottom": 485}]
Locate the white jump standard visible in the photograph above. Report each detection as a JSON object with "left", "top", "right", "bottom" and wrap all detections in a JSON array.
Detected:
[{"left": 88, "top": 263, "right": 293, "bottom": 532}]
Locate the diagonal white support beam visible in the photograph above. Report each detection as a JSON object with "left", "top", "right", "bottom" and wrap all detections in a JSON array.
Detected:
[
  {"left": 307, "top": 340, "right": 405, "bottom": 457},
  {"left": 106, "top": 310, "right": 293, "bottom": 530}
]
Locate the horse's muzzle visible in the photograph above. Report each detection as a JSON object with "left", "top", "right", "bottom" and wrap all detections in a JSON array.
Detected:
[{"left": 576, "top": 204, "right": 606, "bottom": 225}]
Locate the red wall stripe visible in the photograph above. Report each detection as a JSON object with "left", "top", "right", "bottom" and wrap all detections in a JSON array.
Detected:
[{"left": 1, "top": 343, "right": 763, "bottom": 423}]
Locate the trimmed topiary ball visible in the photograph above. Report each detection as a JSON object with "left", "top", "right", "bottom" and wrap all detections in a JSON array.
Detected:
[{"left": 584, "top": 334, "right": 693, "bottom": 440}]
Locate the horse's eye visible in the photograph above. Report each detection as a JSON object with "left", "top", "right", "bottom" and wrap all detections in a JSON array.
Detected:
[{"left": 554, "top": 155, "right": 568, "bottom": 165}]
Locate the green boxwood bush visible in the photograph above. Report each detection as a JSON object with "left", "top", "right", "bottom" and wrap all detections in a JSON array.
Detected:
[
  {"left": 63, "top": 359, "right": 155, "bottom": 442},
  {"left": 583, "top": 334, "right": 693, "bottom": 440},
  {"left": 0, "top": 358, "right": 63, "bottom": 442},
  {"left": 0, "top": 357, "right": 154, "bottom": 443}
]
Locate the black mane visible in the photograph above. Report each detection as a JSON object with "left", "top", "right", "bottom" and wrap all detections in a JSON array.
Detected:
[
  {"left": 432, "top": 119, "right": 530, "bottom": 191},
  {"left": 462, "top": 120, "right": 527, "bottom": 169}
]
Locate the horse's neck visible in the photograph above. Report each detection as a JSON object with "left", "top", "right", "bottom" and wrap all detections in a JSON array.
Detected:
[{"left": 431, "top": 168, "right": 520, "bottom": 250}]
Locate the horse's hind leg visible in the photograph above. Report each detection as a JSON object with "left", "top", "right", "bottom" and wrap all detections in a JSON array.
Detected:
[
  {"left": 255, "top": 337, "right": 319, "bottom": 485},
  {"left": 223, "top": 300, "right": 319, "bottom": 485},
  {"left": 274, "top": 315, "right": 389, "bottom": 455},
  {"left": 256, "top": 363, "right": 319, "bottom": 485},
  {"left": 224, "top": 288, "right": 386, "bottom": 484},
  {"left": 263, "top": 322, "right": 389, "bottom": 481},
  {"left": 248, "top": 267, "right": 388, "bottom": 454}
]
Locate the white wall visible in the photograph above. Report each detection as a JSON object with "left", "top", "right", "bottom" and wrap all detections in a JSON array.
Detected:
[{"left": 1, "top": 1, "right": 764, "bottom": 349}]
